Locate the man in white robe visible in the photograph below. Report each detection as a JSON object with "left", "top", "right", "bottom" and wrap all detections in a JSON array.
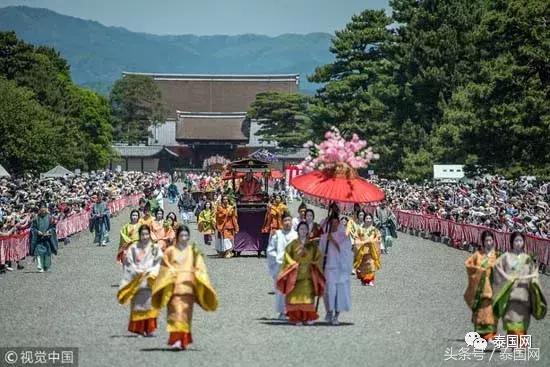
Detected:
[
  {"left": 266, "top": 211, "right": 297, "bottom": 320},
  {"left": 320, "top": 216, "right": 353, "bottom": 325}
]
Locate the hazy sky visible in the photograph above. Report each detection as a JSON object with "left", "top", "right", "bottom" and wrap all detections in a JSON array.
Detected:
[{"left": 1, "top": 0, "right": 390, "bottom": 35}]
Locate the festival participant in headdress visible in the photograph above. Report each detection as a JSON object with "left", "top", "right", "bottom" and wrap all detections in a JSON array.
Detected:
[
  {"left": 30, "top": 202, "right": 58, "bottom": 272},
  {"left": 238, "top": 171, "right": 263, "bottom": 202},
  {"left": 154, "top": 186, "right": 164, "bottom": 211},
  {"left": 89, "top": 193, "right": 111, "bottom": 246},
  {"left": 353, "top": 213, "right": 381, "bottom": 286},
  {"left": 145, "top": 188, "right": 160, "bottom": 214},
  {"left": 117, "top": 225, "right": 163, "bottom": 337},
  {"left": 117, "top": 209, "right": 141, "bottom": 263},
  {"left": 167, "top": 182, "right": 180, "bottom": 204},
  {"left": 139, "top": 202, "right": 154, "bottom": 228},
  {"left": 292, "top": 203, "right": 308, "bottom": 231},
  {"left": 151, "top": 218, "right": 176, "bottom": 251},
  {"left": 262, "top": 194, "right": 287, "bottom": 236},
  {"left": 493, "top": 232, "right": 547, "bottom": 336},
  {"left": 305, "top": 209, "right": 323, "bottom": 240},
  {"left": 198, "top": 201, "right": 216, "bottom": 246},
  {"left": 463, "top": 230, "right": 498, "bottom": 342},
  {"left": 215, "top": 195, "right": 239, "bottom": 258},
  {"left": 374, "top": 200, "right": 398, "bottom": 254},
  {"left": 320, "top": 215, "right": 353, "bottom": 325},
  {"left": 267, "top": 211, "right": 297, "bottom": 320},
  {"left": 276, "top": 221, "right": 325, "bottom": 325},
  {"left": 152, "top": 225, "right": 218, "bottom": 350},
  {"left": 178, "top": 189, "right": 196, "bottom": 224}
]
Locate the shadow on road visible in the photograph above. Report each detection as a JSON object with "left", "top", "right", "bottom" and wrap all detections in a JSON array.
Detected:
[
  {"left": 259, "top": 321, "right": 354, "bottom": 327},
  {"left": 140, "top": 348, "right": 200, "bottom": 352},
  {"left": 110, "top": 335, "right": 140, "bottom": 338}
]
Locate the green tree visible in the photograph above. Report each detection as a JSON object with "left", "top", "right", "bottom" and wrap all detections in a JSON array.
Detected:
[
  {"left": 436, "top": 0, "right": 550, "bottom": 178},
  {"left": 69, "top": 87, "right": 114, "bottom": 169},
  {"left": 247, "top": 92, "right": 312, "bottom": 147},
  {"left": 0, "top": 78, "right": 82, "bottom": 174},
  {"left": 308, "top": 10, "right": 399, "bottom": 175},
  {"left": 110, "top": 75, "right": 167, "bottom": 144}
]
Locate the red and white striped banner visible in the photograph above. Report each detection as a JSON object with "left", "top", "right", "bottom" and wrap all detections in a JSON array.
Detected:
[{"left": 285, "top": 165, "right": 303, "bottom": 185}]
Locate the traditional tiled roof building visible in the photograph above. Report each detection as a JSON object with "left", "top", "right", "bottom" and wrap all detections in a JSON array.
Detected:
[{"left": 112, "top": 72, "right": 305, "bottom": 171}]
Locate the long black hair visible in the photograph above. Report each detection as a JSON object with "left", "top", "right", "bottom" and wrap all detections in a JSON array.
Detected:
[
  {"left": 129, "top": 209, "right": 140, "bottom": 222},
  {"left": 138, "top": 224, "right": 151, "bottom": 239},
  {"left": 480, "top": 230, "right": 494, "bottom": 245},
  {"left": 175, "top": 224, "right": 191, "bottom": 242},
  {"left": 296, "top": 221, "right": 309, "bottom": 237},
  {"left": 510, "top": 231, "right": 525, "bottom": 248}
]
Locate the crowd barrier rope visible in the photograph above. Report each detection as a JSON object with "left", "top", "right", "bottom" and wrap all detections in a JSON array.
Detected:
[
  {"left": 393, "top": 210, "right": 550, "bottom": 266},
  {"left": 0, "top": 193, "right": 143, "bottom": 265}
]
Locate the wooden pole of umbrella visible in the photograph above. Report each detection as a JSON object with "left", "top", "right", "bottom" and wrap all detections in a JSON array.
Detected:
[
  {"left": 290, "top": 165, "right": 385, "bottom": 315},
  {"left": 315, "top": 201, "right": 337, "bottom": 313}
]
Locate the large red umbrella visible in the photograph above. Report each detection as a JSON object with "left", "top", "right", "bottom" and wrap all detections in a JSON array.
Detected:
[{"left": 290, "top": 167, "right": 384, "bottom": 203}]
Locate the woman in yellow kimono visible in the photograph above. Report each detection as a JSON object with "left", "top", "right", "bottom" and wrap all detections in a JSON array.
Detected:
[
  {"left": 262, "top": 194, "right": 287, "bottom": 235},
  {"left": 463, "top": 230, "right": 498, "bottom": 341},
  {"left": 117, "top": 225, "right": 163, "bottom": 336},
  {"left": 151, "top": 218, "right": 176, "bottom": 250},
  {"left": 347, "top": 209, "right": 366, "bottom": 244},
  {"left": 152, "top": 225, "right": 218, "bottom": 350},
  {"left": 116, "top": 209, "right": 141, "bottom": 263},
  {"left": 198, "top": 201, "right": 216, "bottom": 246},
  {"left": 277, "top": 221, "right": 325, "bottom": 325},
  {"left": 353, "top": 213, "right": 381, "bottom": 286},
  {"left": 215, "top": 195, "right": 239, "bottom": 258}
]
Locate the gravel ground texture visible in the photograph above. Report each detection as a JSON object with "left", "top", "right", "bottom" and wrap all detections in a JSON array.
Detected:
[{"left": 1, "top": 193, "right": 549, "bottom": 367}]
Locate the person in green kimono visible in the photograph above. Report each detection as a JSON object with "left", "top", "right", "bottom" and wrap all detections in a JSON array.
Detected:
[
  {"left": 374, "top": 200, "right": 398, "bottom": 254},
  {"left": 493, "top": 232, "right": 547, "bottom": 336},
  {"left": 31, "top": 203, "right": 58, "bottom": 272}
]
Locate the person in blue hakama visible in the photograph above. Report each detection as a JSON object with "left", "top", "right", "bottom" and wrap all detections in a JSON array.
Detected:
[
  {"left": 90, "top": 193, "right": 111, "bottom": 246},
  {"left": 31, "top": 203, "right": 58, "bottom": 272}
]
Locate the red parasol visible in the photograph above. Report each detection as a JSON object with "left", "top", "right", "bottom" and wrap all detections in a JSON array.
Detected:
[{"left": 290, "top": 166, "right": 384, "bottom": 204}]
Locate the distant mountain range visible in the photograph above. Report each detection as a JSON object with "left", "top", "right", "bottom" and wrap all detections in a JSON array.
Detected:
[{"left": 0, "top": 6, "right": 334, "bottom": 95}]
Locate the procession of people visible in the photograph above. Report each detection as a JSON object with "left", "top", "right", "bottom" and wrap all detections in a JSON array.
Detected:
[{"left": 1, "top": 156, "right": 547, "bottom": 352}]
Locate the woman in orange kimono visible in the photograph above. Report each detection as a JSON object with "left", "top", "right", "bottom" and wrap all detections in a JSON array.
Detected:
[
  {"left": 215, "top": 195, "right": 239, "bottom": 258},
  {"left": 277, "top": 221, "right": 325, "bottom": 325},
  {"left": 262, "top": 194, "right": 288, "bottom": 236},
  {"left": 353, "top": 213, "right": 381, "bottom": 286},
  {"left": 151, "top": 218, "right": 176, "bottom": 250},
  {"left": 150, "top": 208, "right": 165, "bottom": 242},
  {"left": 139, "top": 203, "right": 154, "bottom": 227},
  {"left": 463, "top": 230, "right": 498, "bottom": 341},
  {"left": 152, "top": 225, "right": 218, "bottom": 350}
]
